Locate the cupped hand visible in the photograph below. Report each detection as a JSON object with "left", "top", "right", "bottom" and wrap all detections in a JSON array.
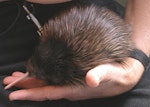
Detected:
[{"left": 3, "top": 57, "right": 144, "bottom": 101}]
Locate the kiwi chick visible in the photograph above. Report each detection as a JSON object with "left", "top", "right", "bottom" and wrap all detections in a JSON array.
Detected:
[
  {"left": 25, "top": 5, "right": 133, "bottom": 86},
  {"left": 5, "top": 5, "right": 134, "bottom": 90}
]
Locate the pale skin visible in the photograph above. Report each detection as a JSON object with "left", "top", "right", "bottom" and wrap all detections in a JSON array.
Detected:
[{"left": 3, "top": 0, "right": 150, "bottom": 101}]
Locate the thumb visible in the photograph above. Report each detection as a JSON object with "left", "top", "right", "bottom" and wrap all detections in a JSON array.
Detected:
[{"left": 85, "top": 63, "right": 121, "bottom": 87}]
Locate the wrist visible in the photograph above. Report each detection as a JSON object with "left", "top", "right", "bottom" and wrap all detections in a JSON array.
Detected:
[
  {"left": 129, "top": 49, "right": 150, "bottom": 70},
  {"left": 121, "top": 57, "right": 145, "bottom": 88}
]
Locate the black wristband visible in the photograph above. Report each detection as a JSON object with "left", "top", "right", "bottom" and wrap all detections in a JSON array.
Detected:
[{"left": 129, "top": 49, "right": 150, "bottom": 70}]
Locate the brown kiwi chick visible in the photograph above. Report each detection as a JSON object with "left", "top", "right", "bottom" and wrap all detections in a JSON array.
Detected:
[{"left": 5, "top": 5, "right": 134, "bottom": 89}]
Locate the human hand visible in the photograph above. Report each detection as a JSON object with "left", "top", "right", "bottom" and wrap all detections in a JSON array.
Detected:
[{"left": 3, "top": 57, "right": 144, "bottom": 101}]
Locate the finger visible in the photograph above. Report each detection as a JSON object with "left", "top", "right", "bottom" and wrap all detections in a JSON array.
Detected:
[
  {"left": 3, "top": 76, "right": 19, "bottom": 85},
  {"left": 3, "top": 76, "right": 47, "bottom": 89},
  {"left": 12, "top": 71, "right": 26, "bottom": 77},
  {"left": 9, "top": 86, "right": 67, "bottom": 101},
  {"left": 4, "top": 72, "right": 29, "bottom": 90},
  {"left": 3, "top": 72, "right": 28, "bottom": 85},
  {"left": 3, "top": 71, "right": 26, "bottom": 84},
  {"left": 9, "top": 88, "right": 48, "bottom": 101},
  {"left": 3, "top": 72, "right": 26, "bottom": 84}
]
